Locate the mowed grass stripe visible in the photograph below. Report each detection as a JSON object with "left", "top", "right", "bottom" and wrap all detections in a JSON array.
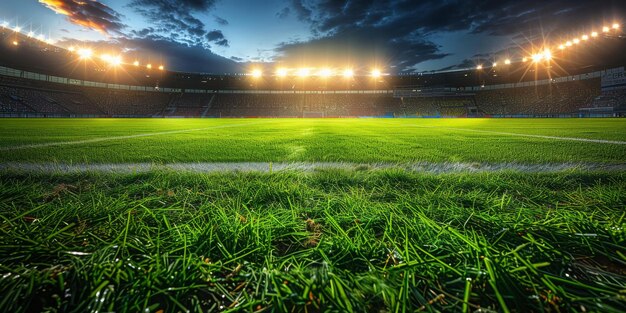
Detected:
[
  {"left": 1, "top": 118, "right": 625, "bottom": 164},
  {"left": 0, "top": 120, "right": 274, "bottom": 151}
]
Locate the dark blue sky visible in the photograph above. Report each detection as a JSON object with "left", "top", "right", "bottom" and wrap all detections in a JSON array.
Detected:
[{"left": 1, "top": 0, "right": 624, "bottom": 74}]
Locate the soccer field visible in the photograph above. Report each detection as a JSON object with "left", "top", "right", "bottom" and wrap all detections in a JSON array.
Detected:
[{"left": 1, "top": 118, "right": 625, "bottom": 312}]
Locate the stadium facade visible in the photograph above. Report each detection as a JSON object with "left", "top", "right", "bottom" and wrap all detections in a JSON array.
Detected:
[{"left": 1, "top": 27, "right": 625, "bottom": 118}]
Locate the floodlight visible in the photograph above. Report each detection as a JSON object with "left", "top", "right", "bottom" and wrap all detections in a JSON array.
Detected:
[
  {"left": 158, "top": 65, "right": 164, "bottom": 71},
  {"left": 371, "top": 69, "right": 381, "bottom": 77},
  {"left": 45, "top": 39, "right": 53, "bottom": 45},
  {"left": 12, "top": 41, "right": 18, "bottom": 46},
  {"left": 543, "top": 49, "right": 552, "bottom": 60},
  {"left": 558, "top": 44, "right": 565, "bottom": 50},
  {"left": 613, "top": 23, "right": 620, "bottom": 29},
  {"left": 251, "top": 69, "right": 262, "bottom": 78},
  {"left": 27, "top": 31, "right": 34, "bottom": 37},
  {"left": 504, "top": 59, "right": 511, "bottom": 65},
  {"left": 591, "top": 31, "right": 598, "bottom": 37},
  {"left": 492, "top": 62, "right": 497, "bottom": 67},
  {"left": 100, "top": 54, "right": 112, "bottom": 62},
  {"left": 37, "top": 34, "right": 44, "bottom": 40},
  {"left": 582, "top": 34, "right": 589, "bottom": 40},
  {"left": 276, "top": 68, "right": 288, "bottom": 77},
  {"left": 13, "top": 26, "right": 21, "bottom": 32},
  {"left": 343, "top": 69, "right": 354, "bottom": 78},
  {"left": 476, "top": 64, "right": 483, "bottom": 70},
  {"left": 68, "top": 46, "right": 75, "bottom": 52},
  {"left": 565, "top": 41, "right": 572, "bottom": 46},
  {"left": 297, "top": 68, "right": 310, "bottom": 77},
  {"left": 573, "top": 38, "right": 580, "bottom": 44},
  {"left": 603, "top": 26, "right": 610, "bottom": 32},
  {"left": 133, "top": 60, "right": 139, "bottom": 66},
  {"left": 109, "top": 56, "right": 122, "bottom": 66},
  {"left": 532, "top": 53, "right": 543, "bottom": 62},
  {"left": 318, "top": 68, "right": 332, "bottom": 77},
  {"left": 146, "top": 63, "right": 152, "bottom": 69},
  {"left": 1, "top": 22, "right": 8, "bottom": 28},
  {"left": 522, "top": 57, "right": 528, "bottom": 62},
  {"left": 77, "top": 48, "right": 92, "bottom": 59}
]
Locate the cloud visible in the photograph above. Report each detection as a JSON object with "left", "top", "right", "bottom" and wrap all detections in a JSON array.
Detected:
[
  {"left": 277, "top": 0, "right": 626, "bottom": 72},
  {"left": 127, "top": 0, "right": 220, "bottom": 47},
  {"left": 276, "top": 7, "right": 291, "bottom": 19},
  {"left": 39, "top": 0, "right": 126, "bottom": 35},
  {"left": 214, "top": 15, "right": 229, "bottom": 26},
  {"left": 206, "top": 30, "right": 229, "bottom": 47}
]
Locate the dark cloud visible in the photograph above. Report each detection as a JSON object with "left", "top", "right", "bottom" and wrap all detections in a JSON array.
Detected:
[
  {"left": 127, "top": 0, "right": 220, "bottom": 47},
  {"left": 206, "top": 30, "right": 229, "bottom": 47},
  {"left": 276, "top": 7, "right": 291, "bottom": 19},
  {"left": 214, "top": 15, "right": 229, "bottom": 26},
  {"left": 39, "top": 0, "right": 126, "bottom": 35},
  {"left": 277, "top": 0, "right": 626, "bottom": 72},
  {"left": 290, "top": 0, "right": 313, "bottom": 22}
]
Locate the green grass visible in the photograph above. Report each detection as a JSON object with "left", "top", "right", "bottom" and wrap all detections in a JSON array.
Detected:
[
  {"left": 1, "top": 117, "right": 625, "bottom": 312},
  {"left": 0, "top": 118, "right": 625, "bottom": 164},
  {"left": 0, "top": 170, "right": 624, "bottom": 312}
]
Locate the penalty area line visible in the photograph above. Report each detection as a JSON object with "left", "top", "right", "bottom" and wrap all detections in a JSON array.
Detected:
[{"left": 0, "top": 121, "right": 273, "bottom": 151}]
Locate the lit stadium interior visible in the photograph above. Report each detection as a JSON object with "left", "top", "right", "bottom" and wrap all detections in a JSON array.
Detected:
[{"left": 0, "top": 1, "right": 625, "bottom": 312}]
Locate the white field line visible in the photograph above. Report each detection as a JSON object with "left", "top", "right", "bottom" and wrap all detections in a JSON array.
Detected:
[
  {"left": 0, "top": 121, "right": 271, "bottom": 151},
  {"left": 0, "top": 162, "right": 625, "bottom": 174},
  {"left": 404, "top": 124, "right": 626, "bottom": 145}
]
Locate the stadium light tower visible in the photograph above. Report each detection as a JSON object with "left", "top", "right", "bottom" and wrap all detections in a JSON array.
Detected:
[
  {"left": 251, "top": 69, "right": 262, "bottom": 78},
  {"left": 110, "top": 56, "right": 122, "bottom": 67},
  {"left": 276, "top": 68, "right": 288, "bottom": 77},
  {"left": 543, "top": 49, "right": 552, "bottom": 61},
  {"left": 297, "top": 68, "right": 310, "bottom": 77},
  {"left": 77, "top": 48, "right": 92, "bottom": 59},
  {"left": 318, "top": 68, "right": 332, "bottom": 78}
]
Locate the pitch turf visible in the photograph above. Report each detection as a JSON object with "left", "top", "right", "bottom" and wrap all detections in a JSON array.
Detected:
[
  {"left": 0, "top": 118, "right": 625, "bottom": 163},
  {"left": 0, "top": 118, "right": 625, "bottom": 312}
]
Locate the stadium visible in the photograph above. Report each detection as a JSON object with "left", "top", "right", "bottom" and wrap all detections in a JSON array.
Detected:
[{"left": 0, "top": 1, "right": 625, "bottom": 312}]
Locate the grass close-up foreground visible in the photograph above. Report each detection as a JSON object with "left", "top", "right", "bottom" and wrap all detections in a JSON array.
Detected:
[{"left": 0, "top": 118, "right": 625, "bottom": 312}]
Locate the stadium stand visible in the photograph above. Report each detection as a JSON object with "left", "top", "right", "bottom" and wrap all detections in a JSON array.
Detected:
[
  {"left": 2, "top": 74, "right": 624, "bottom": 117},
  {"left": 475, "top": 78, "right": 601, "bottom": 115}
]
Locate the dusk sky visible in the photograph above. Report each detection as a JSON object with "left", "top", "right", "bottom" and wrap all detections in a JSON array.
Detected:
[{"left": 1, "top": 0, "right": 624, "bottom": 74}]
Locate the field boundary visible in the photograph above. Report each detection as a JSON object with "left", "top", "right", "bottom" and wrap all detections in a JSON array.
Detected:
[
  {"left": 0, "top": 120, "right": 272, "bottom": 151},
  {"left": 1, "top": 161, "right": 625, "bottom": 174}
]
